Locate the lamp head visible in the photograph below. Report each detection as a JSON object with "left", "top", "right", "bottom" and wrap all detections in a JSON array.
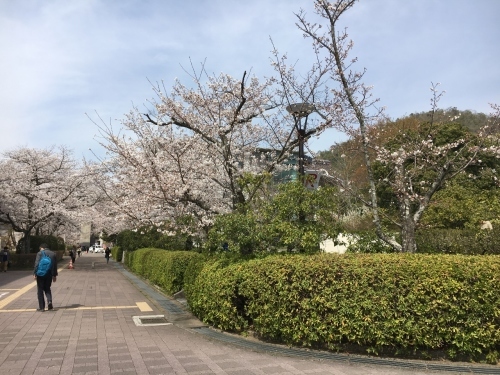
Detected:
[{"left": 286, "top": 103, "right": 315, "bottom": 117}]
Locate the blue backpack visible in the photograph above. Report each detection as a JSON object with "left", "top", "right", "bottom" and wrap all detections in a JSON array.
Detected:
[{"left": 36, "top": 250, "right": 52, "bottom": 277}]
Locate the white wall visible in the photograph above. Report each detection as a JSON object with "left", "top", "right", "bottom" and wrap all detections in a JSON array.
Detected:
[{"left": 320, "top": 233, "right": 358, "bottom": 254}]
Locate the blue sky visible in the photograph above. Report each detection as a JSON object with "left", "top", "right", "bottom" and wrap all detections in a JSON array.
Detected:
[{"left": 1, "top": 0, "right": 499, "bottom": 160}]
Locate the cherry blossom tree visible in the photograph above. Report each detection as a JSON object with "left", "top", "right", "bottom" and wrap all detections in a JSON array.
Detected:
[
  {"left": 294, "top": 0, "right": 500, "bottom": 252},
  {"left": 91, "top": 62, "right": 323, "bottom": 235},
  {"left": 370, "top": 92, "right": 492, "bottom": 252},
  {"left": 88, "top": 0, "right": 500, "bottom": 254},
  {"left": 0, "top": 147, "right": 89, "bottom": 253}
]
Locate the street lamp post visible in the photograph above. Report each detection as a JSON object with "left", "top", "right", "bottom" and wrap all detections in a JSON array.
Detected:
[{"left": 286, "top": 103, "right": 315, "bottom": 177}]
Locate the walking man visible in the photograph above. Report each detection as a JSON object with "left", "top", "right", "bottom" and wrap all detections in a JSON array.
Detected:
[
  {"left": 33, "top": 243, "right": 58, "bottom": 311},
  {"left": 104, "top": 246, "right": 111, "bottom": 264}
]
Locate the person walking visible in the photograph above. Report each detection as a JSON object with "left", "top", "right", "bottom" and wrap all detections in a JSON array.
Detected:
[
  {"left": 1, "top": 247, "right": 9, "bottom": 272},
  {"left": 33, "top": 243, "right": 58, "bottom": 311},
  {"left": 77, "top": 245, "right": 81, "bottom": 257},
  {"left": 69, "top": 248, "right": 76, "bottom": 264},
  {"left": 104, "top": 246, "right": 111, "bottom": 264}
]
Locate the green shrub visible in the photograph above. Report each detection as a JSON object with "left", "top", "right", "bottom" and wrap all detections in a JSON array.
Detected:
[
  {"left": 8, "top": 251, "right": 65, "bottom": 270},
  {"left": 126, "top": 247, "right": 156, "bottom": 275},
  {"left": 126, "top": 248, "right": 202, "bottom": 294},
  {"left": 185, "top": 257, "right": 250, "bottom": 331},
  {"left": 345, "top": 231, "right": 397, "bottom": 253},
  {"left": 111, "top": 246, "right": 123, "bottom": 262},
  {"left": 16, "top": 235, "right": 65, "bottom": 254},
  {"left": 416, "top": 228, "right": 500, "bottom": 254},
  {"left": 343, "top": 228, "right": 500, "bottom": 255},
  {"left": 186, "top": 253, "right": 500, "bottom": 362},
  {"left": 183, "top": 254, "right": 210, "bottom": 300},
  {"left": 116, "top": 227, "right": 196, "bottom": 252}
]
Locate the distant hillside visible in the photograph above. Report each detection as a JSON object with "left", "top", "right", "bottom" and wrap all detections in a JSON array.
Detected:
[
  {"left": 315, "top": 107, "right": 494, "bottom": 197},
  {"left": 317, "top": 107, "right": 490, "bottom": 159},
  {"left": 404, "top": 107, "right": 489, "bottom": 134}
]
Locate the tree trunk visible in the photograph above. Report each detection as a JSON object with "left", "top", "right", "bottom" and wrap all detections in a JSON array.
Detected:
[
  {"left": 401, "top": 216, "right": 417, "bottom": 253},
  {"left": 8, "top": 229, "right": 17, "bottom": 250},
  {"left": 19, "top": 230, "right": 32, "bottom": 254}
]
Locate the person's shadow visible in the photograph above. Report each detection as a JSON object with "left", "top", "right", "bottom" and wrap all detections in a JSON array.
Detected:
[{"left": 47, "top": 303, "right": 83, "bottom": 311}]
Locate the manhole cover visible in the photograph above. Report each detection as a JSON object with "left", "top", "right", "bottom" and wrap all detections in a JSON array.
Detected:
[{"left": 132, "top": 315, "right": 172, "bottom": 327}]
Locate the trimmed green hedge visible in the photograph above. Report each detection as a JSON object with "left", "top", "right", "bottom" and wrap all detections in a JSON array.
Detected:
[
  {"left": 125, "top": 248, "right": 202, "bottom": 295},
  {"left": 111, "top": 246, "right": 123, "bottom": 262},
  {"left": 8, "top": 251, "right": 65, "bottom": 270},
  {"left": 417, "top": 228, "right": 500, "bottom": 254},
  {"left": 186, "top": 253, "right": 500, "bottom": 362}
]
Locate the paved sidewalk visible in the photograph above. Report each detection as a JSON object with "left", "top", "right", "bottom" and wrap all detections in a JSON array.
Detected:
[{"left": 0, "top": 254, "right": 497, "bottom": 375}]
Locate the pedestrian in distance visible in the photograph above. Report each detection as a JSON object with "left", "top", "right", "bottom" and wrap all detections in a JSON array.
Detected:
[
  {"left": 77, "top": 245, "right": 81, "bottom": 257},
  {"left": 33, "top": 243, "right": 58, "bottom": 311},
  {"left": 69, "top": 248, "right": 76, "bottom": 264},
  {"left": 104, "top": 246, "right": 111, "bottom": 264},
  {"left": 1, "top": 246, "right": 9, "bottom": 272}
]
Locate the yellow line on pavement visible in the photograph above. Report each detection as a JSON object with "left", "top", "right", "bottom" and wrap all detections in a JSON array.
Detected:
[
  {"left": 0, "top": 303, "right": 153, "bottom": 313},
  {"left": 0, "top": 281, "right": 37, "bottom": 310},
  {"left": 73, "top": 305, "right": 138, "bottom": 310},
  {"left": 0, "top": 266, "right": 73, "bottom": 310},
  {"left": 136, "top": 302, "right": 153, "bottom": 312},
  {"left": 0, "top": 263, "right": 155, "bottom": 314}
]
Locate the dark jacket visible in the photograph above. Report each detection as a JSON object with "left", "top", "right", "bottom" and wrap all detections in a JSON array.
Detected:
[{"left": 33, "top": 249, "right": 58, "bottom": 277}]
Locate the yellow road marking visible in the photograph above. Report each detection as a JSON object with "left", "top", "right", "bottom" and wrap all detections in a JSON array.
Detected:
[
  {"left": 136, "top": 302, "right": 153, "bottom": 312},
  {"left": 65, "top": 305, "right": 139, "bottom": 310},
  {"left": 0, "top": 265, "right": 65, "bottom": 310},
  {"left": 0, "top": 264, "right": 155, "bottom": 315},
  {"left": 0, "top": 281, "right": 37, "bottom": 310},
  {"left": 0, "top": 305, "right": 141, "bottom": 313}
]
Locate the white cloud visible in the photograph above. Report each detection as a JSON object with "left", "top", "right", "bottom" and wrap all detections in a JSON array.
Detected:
[{"left": 0, "top": 0, "right": 498, "bottom": 158}]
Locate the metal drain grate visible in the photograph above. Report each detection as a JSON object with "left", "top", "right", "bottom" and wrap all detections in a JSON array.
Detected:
[
  {"left": 140, "top": 317, "right": 168, "bottom": 324},
  {"left": 132, "top": 315, "right": 172, "bottom": 327}
]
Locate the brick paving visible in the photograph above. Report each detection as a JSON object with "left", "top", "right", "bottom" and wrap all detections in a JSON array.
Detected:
[{"left": 0, "top": 253, "right": 497, "bottom": 374}]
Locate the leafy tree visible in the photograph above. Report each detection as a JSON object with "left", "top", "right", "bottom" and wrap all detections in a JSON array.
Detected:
[
  {"left": 100, "top": 230, "right": 117, "bottom": 245},
  {"left": 205, "top": 181, "right": 341, "bottom": 255},
  {"left": 421, "top": 162, "right": 500, "bottom": 229},
  {"left": 116, "top": 224, "right": 197, "bottom": 252},
  {"left": 23, "top": 235, "right": 65, "bottom": 253}
]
